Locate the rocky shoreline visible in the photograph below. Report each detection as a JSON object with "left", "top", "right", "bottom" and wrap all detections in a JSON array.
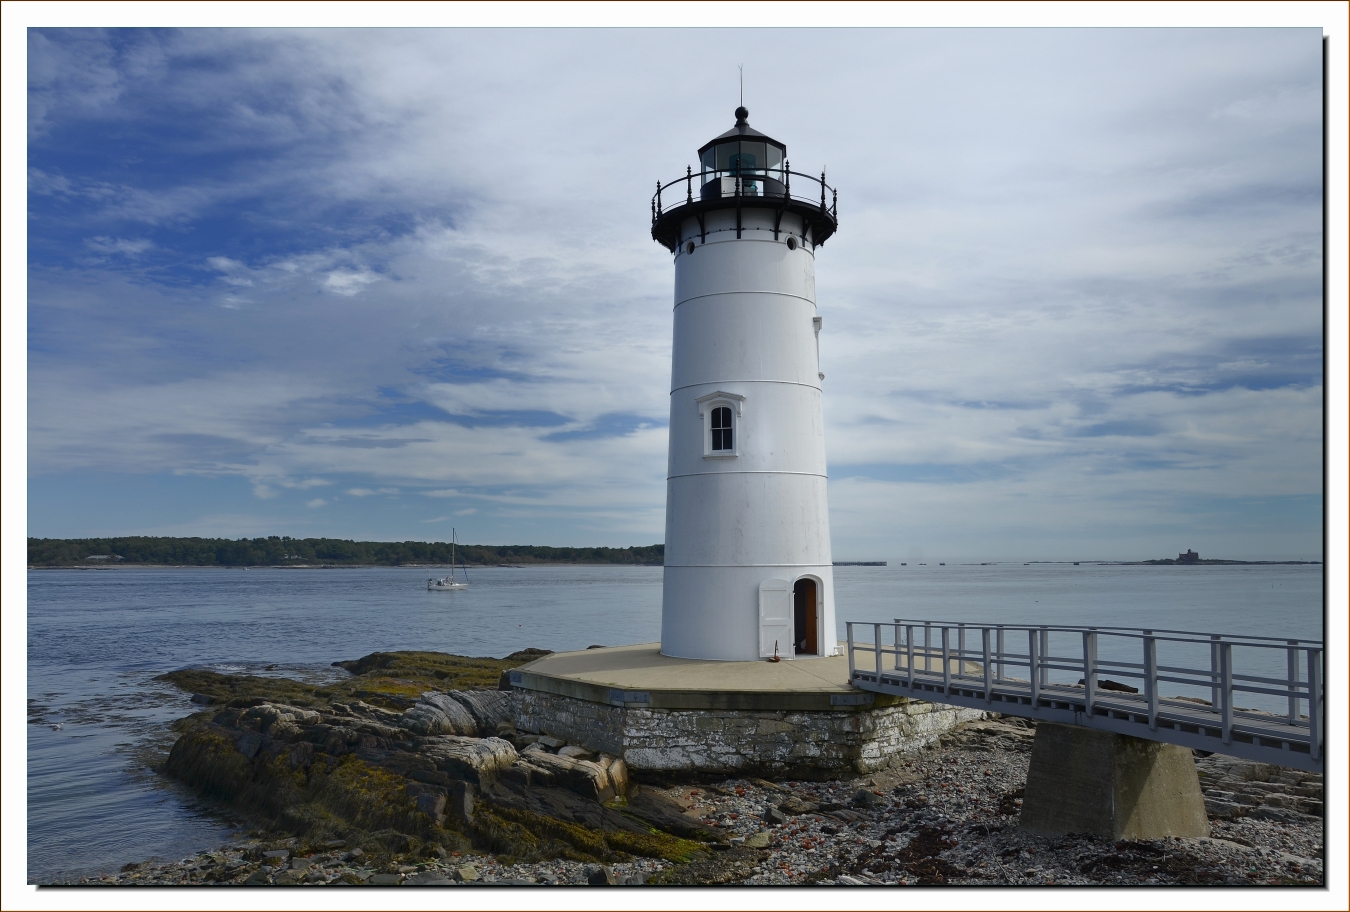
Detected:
[{"left": 53, "top": 652, "right": 1324, "bottom": 888}]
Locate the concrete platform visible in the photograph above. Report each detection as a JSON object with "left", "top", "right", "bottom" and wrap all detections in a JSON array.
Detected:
[
  {"left": 508, "top": 643, "right": 988, "bottom": 778},
  {"left": 512, "top": 642, "right": 884, "bottom": 712}
]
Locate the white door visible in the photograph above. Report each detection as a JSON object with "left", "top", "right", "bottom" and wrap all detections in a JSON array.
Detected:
[{"left": 759, "top": 578, "right": 792, "bottom": 658}]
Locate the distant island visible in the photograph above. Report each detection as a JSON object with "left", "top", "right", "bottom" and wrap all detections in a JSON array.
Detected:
[
  {"left": 26, "top": 536, "right": 664, "bottom": 568},
  {"left": 833, "top": 561, "right": 886, "bottom": 566},
  {"left": 1136, "top": 549, "right": 1321, "bottom": 566}
]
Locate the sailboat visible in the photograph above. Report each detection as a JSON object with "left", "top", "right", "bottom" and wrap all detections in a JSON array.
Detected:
[{"left": 427, "top": 528, "right": 470, "bottom": 590}]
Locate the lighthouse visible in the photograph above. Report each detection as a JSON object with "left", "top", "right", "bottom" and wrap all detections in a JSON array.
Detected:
[{"left": 651, "top": 107, "right": 839, "bottom": 662}]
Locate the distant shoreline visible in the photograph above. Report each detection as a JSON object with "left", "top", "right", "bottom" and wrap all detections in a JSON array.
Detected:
[
  {"left": 28, "top": 560, "right": 1321, "bottom": 570},
  {"left": 26, "top": 562, "right": 662, "bottom": 570}
]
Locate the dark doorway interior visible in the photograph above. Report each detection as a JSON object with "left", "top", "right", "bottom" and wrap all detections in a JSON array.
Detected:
[{"left": 793, "top": 578, "right": 818, "bottom": 656}]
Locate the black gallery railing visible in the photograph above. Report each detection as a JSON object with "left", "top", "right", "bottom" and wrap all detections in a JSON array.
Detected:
[{"left": 651, "top": 166, "right": 838, "bottom": 224}]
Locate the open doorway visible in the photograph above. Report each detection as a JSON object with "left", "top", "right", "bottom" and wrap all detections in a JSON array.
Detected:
[{"left": 793, "top": 578, "right": 818, "bottom": 656}]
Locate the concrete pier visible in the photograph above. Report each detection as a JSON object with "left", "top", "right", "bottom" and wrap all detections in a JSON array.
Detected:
[{"left": 1019, "top": 722, "right": 1210, "bottom": 839}]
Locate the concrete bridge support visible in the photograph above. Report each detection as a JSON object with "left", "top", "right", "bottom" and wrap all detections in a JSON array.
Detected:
[{"left": 1019, "top": 722, "right": 1210, "bottom": 840}]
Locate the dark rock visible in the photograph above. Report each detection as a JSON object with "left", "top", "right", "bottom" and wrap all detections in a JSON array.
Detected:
[
  {"left": 419, "top": 735, "right": 517, "bottom": 785},
  {"left": 764, "top": 807, "right": 788, "bottom": 825},
  {"left": 405, "top": 784, "right": 447, "bottom": 825},
  {"left": 235, "top": 731, "right": 264, "bottom": 759},
  {"left": 851, "top": 789, "right": 881, "bottom": 808},
  {"left": 501, "top": 648, "right": 552, "bottom": 663},
  {"left": 1076, "top": 678, "right": 1140, "bottom": 694},
  {"left": 400, "top": 694, "right": 477, "bottom": 737},
  {"left": 447, "top": 690, "right": 514, "bottom": 733},
  {"left": 778, "top": 796, "right": 820, "bottom": 815},
  {"left": 447, "top": 781, "right": 476, "bottom": 823},
  {"left": 190, "top": 693, "right": 214, "bottom": 705},
  {"left": 587, "top": 866, "right": 619, "bottom": 885},
  {"left": 287, "top": 741, "right": 315, "bottom": 769},
  {"left": 509, "top": 750, "right": 614, "bottom": 801},
  {"left": 368, "top": 872, "right": 402, "bottom": 885}
]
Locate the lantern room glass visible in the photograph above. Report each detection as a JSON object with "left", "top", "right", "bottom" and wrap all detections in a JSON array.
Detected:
[{"left": 701, "top": 140, "right": 787, "bottom": 188}]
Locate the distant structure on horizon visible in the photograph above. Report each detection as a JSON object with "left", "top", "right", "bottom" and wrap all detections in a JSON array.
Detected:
[
  {"left": 651, "top": 107, "right": 840, "bottom": 662},
  {"left": 1178, "top": 549, "right": 1200, "bottom": 564}
]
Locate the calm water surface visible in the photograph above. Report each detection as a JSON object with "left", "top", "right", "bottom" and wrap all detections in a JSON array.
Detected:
[{"left": 27, "top": 563, "right": 1321, "bottom": 882}]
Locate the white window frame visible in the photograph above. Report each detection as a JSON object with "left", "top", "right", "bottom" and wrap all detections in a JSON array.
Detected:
[{"left": 695, "top": 391, "right": 745, "bottom": 459}]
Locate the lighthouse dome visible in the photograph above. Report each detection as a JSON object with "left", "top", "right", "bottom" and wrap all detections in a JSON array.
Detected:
[{"left": 698, "top": 107, "right": 786, "bottom": 180}]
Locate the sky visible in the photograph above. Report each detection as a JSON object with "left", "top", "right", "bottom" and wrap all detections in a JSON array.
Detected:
[{"left": 19, "top": 25, "right": 1330, "bottom": 562}]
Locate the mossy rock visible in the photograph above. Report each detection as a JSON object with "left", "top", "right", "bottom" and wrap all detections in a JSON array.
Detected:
[{"left": 157, "top": 649, "right": 533, "bottom": 712}]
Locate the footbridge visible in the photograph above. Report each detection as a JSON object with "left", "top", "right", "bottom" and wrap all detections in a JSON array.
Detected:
[{"left": 845, "top": 619, "right": 1323, "bottom": 773}]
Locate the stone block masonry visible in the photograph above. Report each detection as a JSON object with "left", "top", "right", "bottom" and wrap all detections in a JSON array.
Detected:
[{"left": 514, "top": 690, "right": 985, "bottom": 780}]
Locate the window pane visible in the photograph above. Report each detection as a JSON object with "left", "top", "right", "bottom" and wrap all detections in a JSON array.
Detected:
[
  {"left": 715, "top": 142, "right": 736, "bottom": 172},
  {"left": 735, "top": 142, "right": 765, "bottom": 173},
  {"left": 766, "top": 144, "right": 784, "bottom": 170}
]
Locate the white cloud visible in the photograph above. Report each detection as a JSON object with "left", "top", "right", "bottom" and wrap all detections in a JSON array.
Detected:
[
  {"left": 323, "top": 269, "right": 379, "bottom": 296},
  {"left": 305, "top": 498, "right": 327, "bottom": 508},
  {"left": 22, "top": 28, "right": 1325, "bottom": 557},
  {"left": 84, "top": 236, "right": 153, "bottom": 256}
]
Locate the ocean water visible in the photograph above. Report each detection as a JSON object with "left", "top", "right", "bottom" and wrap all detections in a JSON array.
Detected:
[{"left": 26, "top": 563, "right": 1322, "bottom": 883}]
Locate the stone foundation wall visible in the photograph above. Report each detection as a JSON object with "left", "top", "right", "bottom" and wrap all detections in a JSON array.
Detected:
[{"left": 513, "top": 691, "right": 985, "bottom": 780}]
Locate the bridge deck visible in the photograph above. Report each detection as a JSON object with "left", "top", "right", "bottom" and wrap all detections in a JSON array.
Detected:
[{"left": 846, "top": 619, "right": 1322, "bottom": 774}]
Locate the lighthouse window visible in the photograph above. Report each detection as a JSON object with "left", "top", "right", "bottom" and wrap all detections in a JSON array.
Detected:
[{"left": 711, "top": 407, "right": 733, "bottom": 451}]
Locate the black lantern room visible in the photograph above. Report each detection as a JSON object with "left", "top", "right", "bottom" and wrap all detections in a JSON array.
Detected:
[{"left": 651, "top": 107, "right": 838, "bottom": 252}]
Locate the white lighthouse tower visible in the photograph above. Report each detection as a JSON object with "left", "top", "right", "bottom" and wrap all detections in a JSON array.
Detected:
[{"left": 651, "top": 107, "right": 839, "bottom": 662}]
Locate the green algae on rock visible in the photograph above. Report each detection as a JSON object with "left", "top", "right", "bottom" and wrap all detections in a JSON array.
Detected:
[{"left": 158, "top": 649, "right": 712, "bottom": 869}]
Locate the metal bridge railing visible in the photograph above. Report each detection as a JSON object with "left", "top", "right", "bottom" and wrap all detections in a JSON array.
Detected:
[{"left": 845, "top": 619, "right": 1322, "bottom": 768}]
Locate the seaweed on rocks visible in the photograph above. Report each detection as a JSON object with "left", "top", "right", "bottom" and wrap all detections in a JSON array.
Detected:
[{"left": 156, "top": 649, "right": 722, "bottom": 876}]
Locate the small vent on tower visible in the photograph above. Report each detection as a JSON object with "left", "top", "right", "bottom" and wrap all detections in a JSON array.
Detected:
[{"left": 686, "top": 240, "right": 696, "bottom": 255}]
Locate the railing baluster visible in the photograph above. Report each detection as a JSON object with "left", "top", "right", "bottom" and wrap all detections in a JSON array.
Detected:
[
  {"left": 996, "top": 625, "right": 1005, "bottom": 682},
  {"left": 1039, "top": 627, "right": 1049, "bottom": 688},
  {"left": 1308, "top": 647, "right": 1321, "bottom": 762},
  {"left": 1220, "top": 642, "right": 1233, "bottom": 744},
  {"left": 846, "top": 622, "right": 855, "bottom": 680},
  {"left": 1143, "top": 631, "right": 1158, "bottom": 730},
  {"left": 957, "top": 623, "right": 966, "bottom": 680},
  {"left": 1083, "top": 629, "right": 1098, "bottom": 716},
  {"left": 924, "top": 622, "right": 932, "bottom": 673},
  {"left": 941, "top": 627, "right": 951, "bottom": 695},
  {"left": 874, "top": 623, "right": 883, "bottom": 680},
  {"left": 894, "top": 623, "right": 903, "bottom": 671},
  {"left": 1210, "top": 635, "right": 1221, "bottom": 708},
  {"left": 906, "top": 625, "right": 915, "bottom": 688},
  {"left": 982, "top": 628, "right": 992, "bottom": 703},
  {"left": 686, "top": 165, "right": 693, "bottom": 204},
  {"left": 1029, "top": 629, "right": 1040, "bottom": 705},
  {"left": 1286, "top": 640, "right": 1299, "bottom": 725}
]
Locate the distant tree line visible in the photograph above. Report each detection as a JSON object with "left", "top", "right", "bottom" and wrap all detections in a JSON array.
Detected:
[{"left": 27, "top": 536, "right": 665, "bottom": 567}]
